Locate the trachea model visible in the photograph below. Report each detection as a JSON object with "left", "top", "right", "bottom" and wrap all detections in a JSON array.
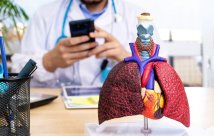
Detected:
[{"left": 98, "top": 13, "right": 190, "bottom": 127}]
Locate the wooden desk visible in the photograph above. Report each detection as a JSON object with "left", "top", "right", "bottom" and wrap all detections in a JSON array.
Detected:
[{"left": 30, "top": 87, "right": 214, "bottom": 136}]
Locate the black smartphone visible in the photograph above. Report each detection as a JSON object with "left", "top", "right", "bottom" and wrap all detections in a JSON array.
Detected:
[{"left": 69, "top": 19, "right": 95, "bottom": 43}]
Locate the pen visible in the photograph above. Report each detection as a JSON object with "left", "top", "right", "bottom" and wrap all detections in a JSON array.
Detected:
[
  {"left": 0, "top": 31, "right": 15, "bottom": 133},
  {"left": 0, "top": 64, "right": 3, "bottom": 78},
  {"left": 18, "top": 59, "right": 37, "bottom": 78},
  {"left": 0, "top": 31, "right": 8, "bottom": 78},
  {"left": 8, "top": 106, "right": 15, "bottom": 133}
]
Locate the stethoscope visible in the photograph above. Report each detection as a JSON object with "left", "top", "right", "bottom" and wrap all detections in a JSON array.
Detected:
[
  {"left": 55, "top": 0, "right": 120, "bottom": 44},
  {"left": 55, "top": 0, "right": 122, "bottom": 86}
]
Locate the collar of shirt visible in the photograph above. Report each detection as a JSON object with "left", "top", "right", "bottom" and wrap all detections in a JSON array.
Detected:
[{"left": 78, "top": 0, "right": 108, "bottom": 20}]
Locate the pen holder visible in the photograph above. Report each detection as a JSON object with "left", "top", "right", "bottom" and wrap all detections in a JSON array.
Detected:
[{"left": 0, "top": 73, "right": 32, "bottom": 136}]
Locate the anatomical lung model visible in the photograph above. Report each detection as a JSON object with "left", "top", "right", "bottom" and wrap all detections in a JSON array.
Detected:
[{"left": 98, "top": 13, "right": 190, "bottom": 127}]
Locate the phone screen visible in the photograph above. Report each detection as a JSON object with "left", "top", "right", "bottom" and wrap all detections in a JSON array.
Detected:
[{"left": 69, "top": 19, "right": 95, "bottom": 43}]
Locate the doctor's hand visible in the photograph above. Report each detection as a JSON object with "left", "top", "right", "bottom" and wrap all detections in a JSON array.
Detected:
[
  {"left": 43, "top": 36, "right": 97, "bottom": 72},
  {"left": 89, "top": 26, "right": 130, "bottom": 62}
]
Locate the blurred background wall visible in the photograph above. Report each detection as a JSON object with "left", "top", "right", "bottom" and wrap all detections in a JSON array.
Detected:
[{"left": 4, "top": 0, "right": 214, "bottom": 87}]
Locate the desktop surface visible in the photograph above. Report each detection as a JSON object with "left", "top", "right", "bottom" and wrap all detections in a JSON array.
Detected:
[{"left": 30, "top": 87, "right": 214, "bottom": 136}]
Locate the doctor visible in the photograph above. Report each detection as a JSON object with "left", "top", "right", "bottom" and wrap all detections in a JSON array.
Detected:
[{"left": 12, "top": 0, "right": 141, "bottom": 87}]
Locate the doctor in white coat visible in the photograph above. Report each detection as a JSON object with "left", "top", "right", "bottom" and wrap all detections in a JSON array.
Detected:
[{"left": 11, "top": 0, "right": 142, "bottom": 87}]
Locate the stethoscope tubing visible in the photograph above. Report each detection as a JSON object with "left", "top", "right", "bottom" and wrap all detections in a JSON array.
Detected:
[{"left": 62, "top": 0, "right": 73, "bottom": 37}]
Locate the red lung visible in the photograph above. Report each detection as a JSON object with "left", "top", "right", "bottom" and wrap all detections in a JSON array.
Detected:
[
  {"left": 98, "top": 61, "right": 190, "bottom": 127},
  {"left": 98, "top": 62, "right": 143, "bottom": 124},
  {"left": 153, "top": 62, "right": 190, "bottom": 127}
]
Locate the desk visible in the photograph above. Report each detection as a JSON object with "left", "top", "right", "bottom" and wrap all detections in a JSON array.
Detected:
[{"left": 30, "top": 87, "right": 214, "bottom": 136}]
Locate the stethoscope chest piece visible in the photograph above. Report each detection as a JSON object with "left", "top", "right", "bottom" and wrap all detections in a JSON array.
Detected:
[{"left": 114, "top": 13, "right": 123, "bottom": 23}]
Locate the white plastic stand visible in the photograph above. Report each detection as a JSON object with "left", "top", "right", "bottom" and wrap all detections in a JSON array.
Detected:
[{"left": 85, "top": 117, "right": 205, "bottom": 136}]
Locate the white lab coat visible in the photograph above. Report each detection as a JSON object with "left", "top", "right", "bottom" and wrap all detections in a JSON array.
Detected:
[{"left": 11, "top": 0, "right": 142, "bottom": 87}]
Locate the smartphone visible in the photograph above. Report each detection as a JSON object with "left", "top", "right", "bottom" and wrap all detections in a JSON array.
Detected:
[{"left": 69, "top": 19, "right": 95, "bottom": 43}]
